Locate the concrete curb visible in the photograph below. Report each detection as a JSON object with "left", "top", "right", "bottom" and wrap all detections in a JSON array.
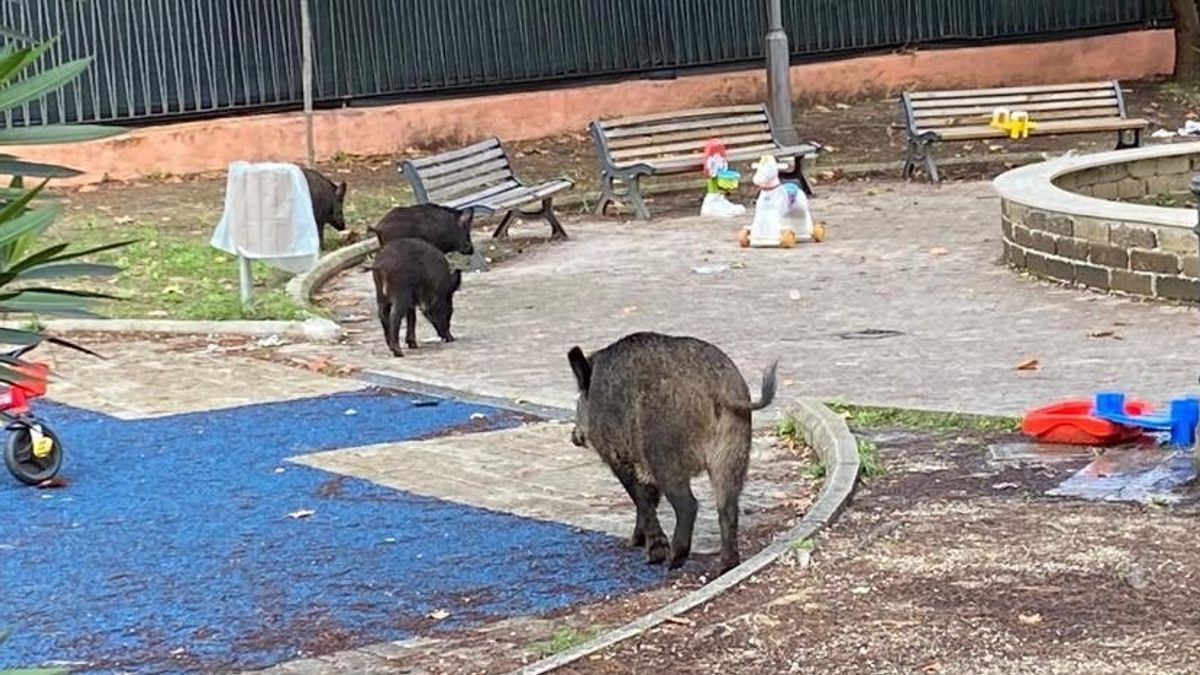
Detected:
[
  {"left": 0, "top": 317, "right": 343, "bottom": 343},
  {"left": 511, "top": 397, "right": 860, "bottom": 675}
]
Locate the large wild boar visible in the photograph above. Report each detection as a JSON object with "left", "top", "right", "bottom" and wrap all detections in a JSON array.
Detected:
[
  {"left": 368, "top": 204, "right": 474, "bottom": 255},
  {"left": 568, "top": 332, "right": 777, "bottom": 575},
  {"left": 300, "top": 167, "right": 348, "bottom": 249},
  {"left": 372, "top": 238, "right": 462, "bottom": 357}
]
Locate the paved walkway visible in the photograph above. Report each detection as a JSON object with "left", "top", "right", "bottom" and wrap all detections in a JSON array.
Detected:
[{"left": 320, "top": 180, "right": 1200, "bottom": 416}]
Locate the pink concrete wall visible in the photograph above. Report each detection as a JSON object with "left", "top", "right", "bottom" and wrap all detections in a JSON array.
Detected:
[{"left": 15, "top": 29, "right": 1175, "bottom": 186}]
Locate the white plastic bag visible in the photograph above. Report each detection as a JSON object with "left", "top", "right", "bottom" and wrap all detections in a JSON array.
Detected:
[{"left": 210, "top": 161, "right": 320, "bottom": 274}]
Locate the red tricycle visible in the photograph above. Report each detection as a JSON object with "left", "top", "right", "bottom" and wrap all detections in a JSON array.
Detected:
[{"left": 2, "top": 340, "right": 63, "bottom": 486}]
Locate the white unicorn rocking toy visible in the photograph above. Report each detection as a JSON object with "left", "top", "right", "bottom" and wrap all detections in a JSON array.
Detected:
[{"left": 738, "top": 155, "right": 826, "bottom": 248}]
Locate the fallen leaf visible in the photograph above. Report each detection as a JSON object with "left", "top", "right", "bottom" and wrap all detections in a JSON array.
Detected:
[
  {"left": 1018, "top": 613, "right": 1043, "bottom": 625},
  {"left": 1016, "top": 358, "right": 1040, "bottom": 371},
  {"left": 287, "top": 509, "right": 315, "bottom": 519},
  {"left": 428, "top": 609, "right": 450, "bottom": 621}
]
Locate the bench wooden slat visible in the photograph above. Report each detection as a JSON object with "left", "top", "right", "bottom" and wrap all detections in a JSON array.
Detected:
[
  {"left": 406, "top": 137, "right": 500, "bottom": 169},
  {"left": 414, "top": 146, "right": 507, "bottom": 180},
  {"left": 423, "top": 157, "right": 512, "bottom": 190},
  {"left": 599, "top": 104, "right": 765, "bottom": 129},
  {"left": 933, "top": 117, "right": 1148, "bottom": 141},
  {"left": 913, "top": 97, "right": 1119, "bottom": 118},
  {"left": 917, "top": 107, "right": 1123, "bottom": 129},
  {"left": 441, "top": 180, "right": 524, "bottom": 209},
  {"left": 427, "top": 169, "right": 515, "bottom": 201},
  {"left": 908, "top": 81, "right": 1115, "bottom": 100},
  {"left": 909, "top": 89, "right": 1117, "bottom": 109},
  {"left": 611, "top": 132, "right": 774, "bottom": 161},
  {"left": 606, "top": 123, "right": 770, "bottom": 150},
  {"left": 604, "top": 113, "right": 768, "bottom": 139}
]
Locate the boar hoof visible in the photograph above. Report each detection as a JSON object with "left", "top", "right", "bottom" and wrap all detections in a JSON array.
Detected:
[{"left": 645, "top": 536, "right": 669, "bottom": 565}]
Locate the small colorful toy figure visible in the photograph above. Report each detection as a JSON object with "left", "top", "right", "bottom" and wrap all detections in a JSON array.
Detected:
[
  {"left": 989, "top": 107, "right": 1037, "bottom": 139},
  {"left": 700, "top": 139, "right": 746, "bottom": 218},
  {"left": 738, "top": 155, "right": 825, "bottom": 248}
]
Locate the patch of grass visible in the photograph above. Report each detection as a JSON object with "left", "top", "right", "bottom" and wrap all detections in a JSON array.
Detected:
[
  {"left": 858, "top": 439, "right": 885, "bottom": 479},
  {"left": 826, "top": 402, "right": 1019, "bottom": 433},
  {"left": 44, "top": 219, "right": 309, "bottom": 321},
  {"left": 530, "top": 626, "right": 602, "bottom": 657}
]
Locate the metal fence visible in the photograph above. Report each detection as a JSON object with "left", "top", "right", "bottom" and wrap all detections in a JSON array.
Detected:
[{"left": 0, "top": 0, "right": 1174, "bottom": 128}]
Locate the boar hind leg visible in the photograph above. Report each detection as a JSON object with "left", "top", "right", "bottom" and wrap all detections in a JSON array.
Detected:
[
  {"left": 404, "top": 304, "right": 419, "bottom": 349},
  {"left": 710, "top": 452, "right": 749, "bottom": 574},
  {"left": 610, "top": 464, "right": 668, "bottom": 563},
  {"left": 661, "top": 480, "right": 698, "bottom": 570}
]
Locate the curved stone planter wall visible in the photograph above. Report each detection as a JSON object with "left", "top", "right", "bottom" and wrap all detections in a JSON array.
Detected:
[{"left": 994, "top": 143, "right": 1200, "bottom": 302}]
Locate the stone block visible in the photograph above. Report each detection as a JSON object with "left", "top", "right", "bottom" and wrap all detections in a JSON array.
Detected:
[
  {"left": 1155, "top": 226, "right": 1197, "bottom": 255},
  {"left": 1183, "top": 254, "right": 1199, "bottom": 279},
  {"left": 1055, "top": 237, "right": 1090, "bottom": 261},
  {"left": 1012, "top": 223, "right": 1035, "bottom": 248},
  {"left": 1007, "top": 243, "right": 1027, "bottom": 268},
  {"left": 1024, "top": 250, "right": 1049, "bottom": 277},
  {"left": 1156, "top": 276, "right": 1200, "bottom": 302},
  {"left": 1117, "top": 177, "right": 1146, "bottom": 200},
  {"left": 1088, "top": 243, "right": 1129, "bottom": 269},
  {"left": 1157, "top": 155, "right": 1191, "bottom": 177},
  {"left": 1128, "top": 158, "right": 1158, "bottom": 179},
  {"left": 1029, "top": 230, "right": 1058, "bottom": 255},
  {"left": 1073, "top": 217, "right": 1111, "bottom": 242},
  {"left": 1110, "top": 224, "right": 1156, "bottom": 249},
  {"left": 1130, "top": 248, "right": 1180, "bottom": 274},
  {"left": 1110, "top": 270, "right": 1154, "bottom": 296},
  {"left": 1045, "top": 256, "right": 1075, "bottom": 282},
  {"left": 1073, "top": 262, "right": 1110, "bottom": 289},
  {"left": 1091, "top": 182, "right": 1119, "bottom": 201}
]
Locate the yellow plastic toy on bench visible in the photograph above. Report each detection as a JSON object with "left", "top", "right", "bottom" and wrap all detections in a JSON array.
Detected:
[{"left": 990, "top": 108, "right": 1037, "bottom": 140}]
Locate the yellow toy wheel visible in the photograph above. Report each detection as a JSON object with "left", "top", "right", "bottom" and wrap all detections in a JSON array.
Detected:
[
  {"left": 812, "top": 221, "right": 827, "bottom": 243},
  {"left": 737, "top": 229, "right": 750, "bottom": 248},
  {"left": 780, "top": 230, "right": 797, "bottom": 248}
]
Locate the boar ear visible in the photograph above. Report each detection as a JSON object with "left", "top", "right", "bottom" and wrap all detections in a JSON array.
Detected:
[
  {"left": 458, "top": 209, "right": 474, "bottom": 229},
  {"left": 450, "top": 269, "right": 462, "bottom": 293},
  {"left": 568, "top": 346, "right": 591, "bottom": 392},
  {"left": 336, "top": 181, "right": 348, "bottom": 199}
]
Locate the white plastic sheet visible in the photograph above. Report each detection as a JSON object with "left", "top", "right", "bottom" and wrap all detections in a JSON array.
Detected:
[{"left": 210, "top": 161, "right": 320, "bottom": 274}]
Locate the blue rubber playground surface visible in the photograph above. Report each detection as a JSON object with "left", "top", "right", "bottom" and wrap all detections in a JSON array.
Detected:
[{"left": 0, "top": 389, "right": 661, "bottom": 674}]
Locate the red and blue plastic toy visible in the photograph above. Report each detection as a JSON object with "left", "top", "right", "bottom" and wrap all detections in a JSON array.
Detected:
[{"left": 1023, "top": 392, "right": 1200, "bottom": 447}]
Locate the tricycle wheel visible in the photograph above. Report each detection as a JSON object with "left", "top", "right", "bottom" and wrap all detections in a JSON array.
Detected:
[{"left": 5, "top": 425, "right": 63, "bottom": 486}]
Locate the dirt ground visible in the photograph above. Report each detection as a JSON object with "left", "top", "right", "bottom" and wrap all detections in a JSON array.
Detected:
[{"left": 545, "top": 427, "right": 1200, "bottom": 675}]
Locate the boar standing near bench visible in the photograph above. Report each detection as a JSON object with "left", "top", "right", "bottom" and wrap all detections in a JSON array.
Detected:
[
  {"left": 568, "top": 332, "right": 778, "bottom": 575},
  {"left": 372, "top": 238, "right": 462, "bottom": 357}
]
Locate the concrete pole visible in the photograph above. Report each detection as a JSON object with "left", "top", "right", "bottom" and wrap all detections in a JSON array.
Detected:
[
  {"left": 765, "top": 0, "right": 798, "bottom": 145},
  {"left": 300, "top": 0, "right": 315, "bottom": 168}
]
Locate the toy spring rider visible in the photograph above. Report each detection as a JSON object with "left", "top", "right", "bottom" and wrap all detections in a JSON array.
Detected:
[
  {"left": 1, "top": 339, "right": 64, "bottom": 485},
  {"left": 738, "top": 154, "right": 826, "bottom": 248},
  {"left": 990, "top": 108, "right": 1037, "bottom": 140},
  {"left": 700, "top": 139, "right": 746, "bottom": 218},
  {"left": 1023, "top": 392, "right": 1200, "bottom": 447}
]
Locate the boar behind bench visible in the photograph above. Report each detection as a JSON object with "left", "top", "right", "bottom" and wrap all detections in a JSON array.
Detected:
[
  {"left": 568, "top": 332, "right": 778, "bottom": 575},
  {"left": 369, "top": 204, "right": 474, "bottom": 255},
  {"left": 372, "top": 238, "right": 462, "bottom": 357}
]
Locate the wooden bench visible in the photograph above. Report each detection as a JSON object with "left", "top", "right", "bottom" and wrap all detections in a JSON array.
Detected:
[
  {"left": 900, "top": 80, "right": 1149, "bottom": 182},
  {"left": 398, "top": 137, "right": 574, "bottom": 240},
  {"left": 589, "top": 104, "right": 820, "bottom": 220}
]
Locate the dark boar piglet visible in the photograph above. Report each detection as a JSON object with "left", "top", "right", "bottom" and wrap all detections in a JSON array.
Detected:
[
  {"left": 371, "top": 238, "right": 463, "bottom": 357},
  {"left": 568, "top": 332, "right": 778, "bottom": 575},
  {"left": 369, "top": 204, "right": 474, "bottom": 255},
  {"left": 301, "top": 167, "right": 348, "bottom": 249}
]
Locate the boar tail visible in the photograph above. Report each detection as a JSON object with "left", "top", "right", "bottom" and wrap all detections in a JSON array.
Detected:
[{"left": 724, "top": 359, "right": 779, "bottom": 413}]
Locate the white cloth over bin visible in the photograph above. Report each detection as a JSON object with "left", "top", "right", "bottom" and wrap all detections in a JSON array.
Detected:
[{"left": 210, "top": 161, "right": 320, "bottom": 274}]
